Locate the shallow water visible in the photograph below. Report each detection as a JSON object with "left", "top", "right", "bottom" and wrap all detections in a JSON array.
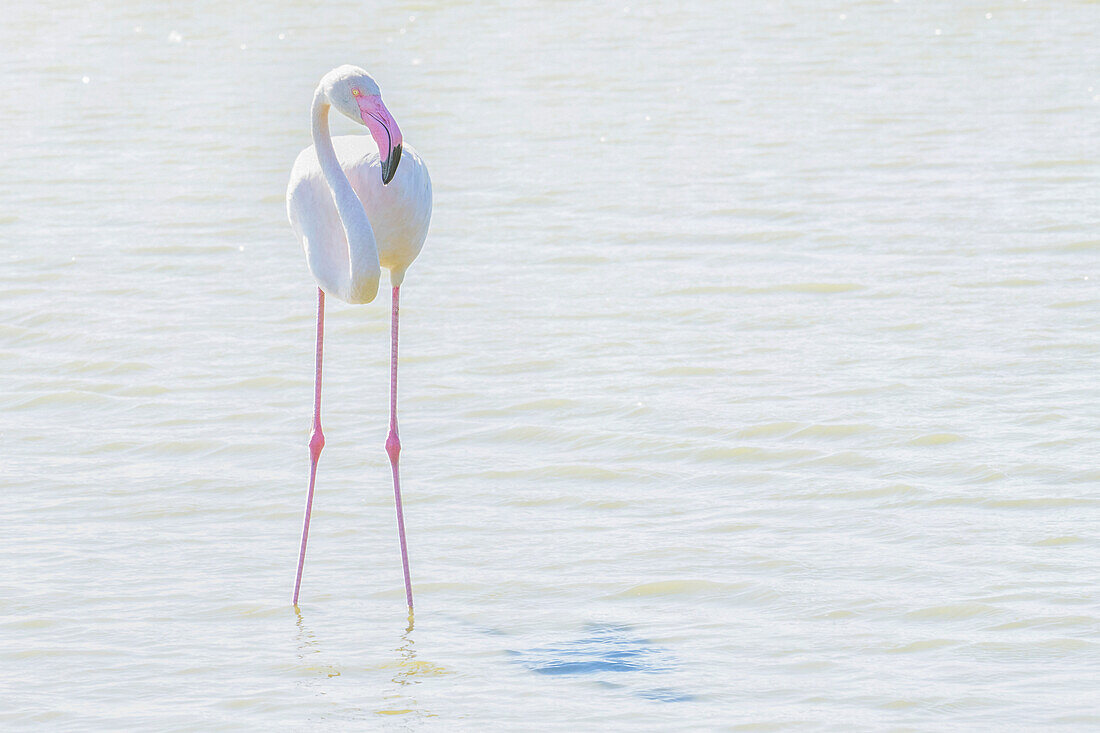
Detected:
[{"left": 2, "top": 0, "right": 1099, "bottom": 729}]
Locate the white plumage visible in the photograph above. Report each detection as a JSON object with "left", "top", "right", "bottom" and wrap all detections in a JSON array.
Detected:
[{"left": 287, "top": 136, "right": 431, "bottom": 300}]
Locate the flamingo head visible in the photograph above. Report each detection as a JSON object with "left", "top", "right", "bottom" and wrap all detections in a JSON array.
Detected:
[{"left": 322, "top": 65, "right": 404, "bottom": 185}]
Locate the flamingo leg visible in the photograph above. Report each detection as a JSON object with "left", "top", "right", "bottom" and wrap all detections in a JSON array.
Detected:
[
  {"left": 293, "top": 288, "right": 326, "bottom": 605},
  {"left": 387, "top": 285, "right": 414, "bottom": 610}
]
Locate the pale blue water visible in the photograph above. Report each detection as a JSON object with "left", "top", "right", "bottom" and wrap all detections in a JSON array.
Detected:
[{"left": 2, "top": 0, "right": 1099, "bottom": 730}]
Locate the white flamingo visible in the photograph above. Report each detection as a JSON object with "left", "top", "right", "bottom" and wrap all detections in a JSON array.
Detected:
[{"left": 286, "top": 65, "right": 432, "bottom": 609}]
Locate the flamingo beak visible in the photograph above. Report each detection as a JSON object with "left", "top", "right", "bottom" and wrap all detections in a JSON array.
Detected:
[
  {"left": 382, "top": 143, "right": 402, "bottom": 185},
  {"left": 356, "top": 95, "right": 404, "bottom": 186}
]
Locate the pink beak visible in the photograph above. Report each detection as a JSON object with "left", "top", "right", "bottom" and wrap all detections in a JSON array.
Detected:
[{"left": 356, "top": 96, "right": 404, "bottom": 185}]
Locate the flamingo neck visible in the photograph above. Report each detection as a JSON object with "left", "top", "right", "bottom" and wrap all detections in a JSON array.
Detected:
[{"left": 311, "top": 87, "right": 380, "bottom": 303}]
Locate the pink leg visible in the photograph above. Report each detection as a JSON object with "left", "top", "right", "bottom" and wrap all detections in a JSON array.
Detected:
[
  {"left": 293, "top": 288, "right": 326, "bottom": 605},
  {"left": 387, "top": 285, "right": 414, "bottom": 610}
]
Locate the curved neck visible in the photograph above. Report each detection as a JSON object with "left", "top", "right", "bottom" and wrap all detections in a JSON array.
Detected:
[{"left": 311, "top": 87, "right": 380, "bottom": 302}]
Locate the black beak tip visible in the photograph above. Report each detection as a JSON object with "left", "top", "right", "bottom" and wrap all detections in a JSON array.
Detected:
[{"left": 382, "top": 144, "right": 402, "bottom": 185}]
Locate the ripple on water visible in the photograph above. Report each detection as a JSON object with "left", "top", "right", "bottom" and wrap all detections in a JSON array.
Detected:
[
  {"left": 10, "top": 391, "right": 115, "bottom": 410},
  {"left": 663, "top": 282, "right": 865, "bottom": 297},
  {"left": 451, "top": 464, "right": 665, "bottom": 484},
  {"left": 609, "top": 580, "right": 778, "bottom": 605},
  {"left": 735, "top": 421, "right": 803, "bottom": 439},
  {"left": 989, "top": 615, "right": 1097, "bottom": 632},
  {"left": 907, "top": 433, "right": 964, "bottom": 446},
  {"left": 790, "top": 423, "right": 876, "bottom": 440},
  {"left": 796, "top": 451, "right": 879, "bottom": 469},
  {"left": 1031, "top": 536, "right": 1084, "bottom": 547},
  {"left": 905, "top": 603, "right": 1000, "bottom": 622},
  {"left": 880, "top": 638, "right": 959, "bottom": 655},
  {"left": 696, "top": 446, "right": 818, "bottom": 463}
]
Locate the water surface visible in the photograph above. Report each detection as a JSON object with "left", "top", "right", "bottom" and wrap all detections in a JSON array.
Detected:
[{"left": 2, "top": 0, "right": 1098, "bottom": 729}]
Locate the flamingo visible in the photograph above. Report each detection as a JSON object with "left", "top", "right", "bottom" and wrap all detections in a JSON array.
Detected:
[{"left": 286, "top": 65, "right": 432, "bottom": 609}]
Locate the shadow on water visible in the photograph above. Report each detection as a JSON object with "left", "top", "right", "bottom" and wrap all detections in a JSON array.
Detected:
[{"left": 510, "top": 623, "right": 694, "bottom": 703}]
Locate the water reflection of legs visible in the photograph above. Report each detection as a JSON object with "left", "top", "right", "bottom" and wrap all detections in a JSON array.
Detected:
[
  {"left": 395, "top": 610, "right": 415, "bottom": 686},
  {"left": 295, "top": 606, "right": 318, "bottom": 658},
  {"left": 294, "top": 607, "right": 340, "bottom": 680},
  {"left": 378, "top": 610, "right": 433, "bottom": 720}
]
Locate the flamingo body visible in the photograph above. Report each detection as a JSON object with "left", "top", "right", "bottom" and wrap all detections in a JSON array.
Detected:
[{"left": 288, "top": 137, "right": 431, "bottom": 301}]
